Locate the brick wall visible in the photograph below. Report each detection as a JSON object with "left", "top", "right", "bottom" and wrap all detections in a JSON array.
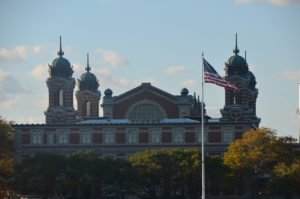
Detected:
[
  {"left": 208, "top": 132, "right": 221, "bottom": 143},
  {"left": 139, "top": 132, "right": 149, "bottom": 143},
  {"left": 93, "top": 133, "right": 103, "bottom": 144},
  {"left": 116, "top": 133, "right": 126, "bottom": 144},
  {"left": 70, "top": 133, "right": 80, "bottom": 144},
  {"left": 162, "top": 132, "right": 172, "bottom": 143},
  {"left": 114, "top": 91, "right": 179, "bottom": 119},
  {"left": 22, "top": 134, "right": 30, "bottom": 144},
  {"left": 185, "top": 132, "right": 195, "bottom": 143}
]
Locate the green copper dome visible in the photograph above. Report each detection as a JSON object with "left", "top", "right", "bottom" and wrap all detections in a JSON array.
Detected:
[
  {"left": 226, "top": 54, "right": 247, "bottom": 67},
  {"left": 180, "top": 87, "right": 189, "bottom": 96},
  {"left": 247, "top": 71, "right": 256, "bottom": 89},
  {"left": 104, "top": 88, "right": 113, "bottom": 96},
  {"left": 48, "top": 36, "right": 73, "bottom": 78},
  {"left": 225, "top": 34, "right": 248, "bottom": 76},
  {"left": 77, "top": 54, "right": 99, "bottom": 92}
]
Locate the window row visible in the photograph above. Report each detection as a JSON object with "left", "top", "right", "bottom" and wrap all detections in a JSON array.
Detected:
[{"left": 28, "top": 129, "right": 237, "bottom": 145}]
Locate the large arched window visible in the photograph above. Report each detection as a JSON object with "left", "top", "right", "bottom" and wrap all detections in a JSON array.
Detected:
[
  {"left": 127, "top": 103, "right": 165, "bottom": 123},
  {"left": 58, "top": 89, "right": 64, "bottom": 106},
  {"left": 86, "top": 101, "right": 91, "bottom": 116}
]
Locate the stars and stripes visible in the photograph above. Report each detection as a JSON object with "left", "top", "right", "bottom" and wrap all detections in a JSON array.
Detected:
[{"left": 203, "top": 58, "right": 239, "bottom": 91}]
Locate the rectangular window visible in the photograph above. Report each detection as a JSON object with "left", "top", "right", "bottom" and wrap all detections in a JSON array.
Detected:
[
  {"left": 151, "top": 129, "right": 161, "bottom": 143},
  {"left": 82, "top": 134, "right": 91, "bottom": 144},
  {"left": 151, "top": 133, "right": 160, "bottom": 143},
  {"left": 174, "top": 133, "right": 184, "bottom": 143},
  {"left": 197, "top": 128, "right": 207, "bottom": 143},
  {"left": 32, "top": 134, "right": 42, "bottom": 144},
  {"left": 173, "top": 128, "right": 184, "bottom": 143},
  {"left": 58, "top": 134, "right": 68, "bottom": 144},
  {"left": 48, "top": 134, "right": 54, "bottom": 144},
  {"left": 128, "top": 130, "right": 137, "bottom": 144},
  {"left": 223, "top": 129, "right": 234, "bottom": 144},
  {"left": 104, "top": 132, "right": 114, "bottom": 144}
]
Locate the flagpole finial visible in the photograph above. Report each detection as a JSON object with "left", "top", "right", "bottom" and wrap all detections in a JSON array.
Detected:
[
  {"left": 233, "top": 33, "right": 240, "bottom": 55},
  {"left": 85, "top": 53, "right": 91, "bottom": 72},
  {"left": 57, "top": 36, "right": 64, "bottom": 57}
]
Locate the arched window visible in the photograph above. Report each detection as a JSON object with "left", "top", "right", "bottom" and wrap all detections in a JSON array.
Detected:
[
  {"left": 128, "top": 103, "right": 165, "bottom": 123},
  {"left": 59, "top": 89, "right": 64, "bottom": 106},
  {"left": 86, "top": 101, "right": 91, "bottom": 116}
]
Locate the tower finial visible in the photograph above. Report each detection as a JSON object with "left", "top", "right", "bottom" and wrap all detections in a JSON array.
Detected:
[
  {"left": 233, "top": 33, "right": 240, "bottom": 55},
  {"left": 85, "top": 53, "right": 91, "bottom": 72},
  {"left": 245, "top": 50, "right": 247, "bottom": 62},
  {"left": 57, "top": 36, "right": 64, "bottom": 57}
]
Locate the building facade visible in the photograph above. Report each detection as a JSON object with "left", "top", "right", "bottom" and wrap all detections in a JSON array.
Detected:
[{"left": 13, "top": 36, "right": 260, "bottom": 162}]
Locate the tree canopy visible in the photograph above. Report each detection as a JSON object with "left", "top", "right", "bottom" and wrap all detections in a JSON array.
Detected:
[{"left": 0, "top": 117, "right": 14, "bottom": 192}]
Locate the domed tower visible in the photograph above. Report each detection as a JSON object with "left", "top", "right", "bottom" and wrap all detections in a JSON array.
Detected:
[
  {"left": 76, "top": 53, "right": 101, "bottom": 121},
  {"left": 221, "top": 34, "right": 259, "bottom": 124},
  {"left": 44, "top": 36, "right": 76, "bottom": 124}
]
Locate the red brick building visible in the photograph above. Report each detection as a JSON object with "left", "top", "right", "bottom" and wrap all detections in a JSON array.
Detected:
[{"left": 13, "top": 37, "right": 260, "bottom": 162}]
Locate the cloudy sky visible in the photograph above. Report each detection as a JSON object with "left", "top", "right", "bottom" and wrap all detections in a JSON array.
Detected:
[{"left": 0, "top": 0, "right": 299, "bottom": 140}]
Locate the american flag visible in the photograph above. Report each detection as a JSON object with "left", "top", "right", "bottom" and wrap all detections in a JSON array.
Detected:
[{"left": 203, "top": 58, "right": 239, "bottom": 90}]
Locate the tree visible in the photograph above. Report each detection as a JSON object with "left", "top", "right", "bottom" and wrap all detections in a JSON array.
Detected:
[
  {"left": 267, "top": 160, "right": 300, "bottom": 199},
  {"left": 13, "top": 153, "right": 67, "bottom": 198},
  {"left": 0, "top": 117, "right": 14, "bottom": 193},
  {"left": 130, "top": 148, "right": 231, "bottom": 199},
  {"left": 223, "top": 128, "right": 297, "bottom": 197}
]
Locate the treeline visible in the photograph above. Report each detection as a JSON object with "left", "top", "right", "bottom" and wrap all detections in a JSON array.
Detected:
[
  {"left": 1, "top": 116, "right": 300, "bottom": 199},
  {"left": 11, "top": 149, "right": 231, "bottom": 199}
]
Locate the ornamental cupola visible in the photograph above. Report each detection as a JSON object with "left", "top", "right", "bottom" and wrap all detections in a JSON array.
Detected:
[
  {"left": 76, "top": 54, "right": 101, "bottom": 121},
  {"left": 221, "top": 34, "right": 259, "bottom": 124},
  {"left": 225, "top": 34, "right": 249, "bottom": 77},
  {"left": 77, "top": 54, "right": 99, "bottom": 93},
  {"left": 48, "top": 36, "right": 74, "bottom": 79},
  {"left": 45, "top": 36, "right": 76, "bottom": 124}
]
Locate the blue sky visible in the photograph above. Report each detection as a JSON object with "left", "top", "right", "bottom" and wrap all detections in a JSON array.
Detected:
[{"left": 0, "top": 0, "right": 300, "bottom": 140}]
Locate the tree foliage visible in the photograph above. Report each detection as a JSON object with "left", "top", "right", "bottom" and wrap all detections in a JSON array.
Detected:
[
  {"left": 0, "top": 117, "right": 14, "bottom": 192},
  {"left": 224, "top": 127, "right": 300, "bottom": 197},
  {"left": 224, "top": 128, "right": 295, "bottom": 177},
  {"left": 130, "top": 148, "right": 231, "bottom": 199}
]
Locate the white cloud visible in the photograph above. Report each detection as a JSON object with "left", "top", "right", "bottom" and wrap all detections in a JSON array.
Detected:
[
  {"left": 142, "top": 77, "right": 156, "bottom": 85},
  {"left": 249, "top": 64, "right": 255, "bottom": 72},
  {"left": 65, "top": 46, "right": 80, "bottom": 57},
  {"left": 181, "top": 80, "right": 200, "bottom": 87},
  {"left": 235, "top": 0, "right": 300, "bottom": 6},
  {"left": 34, "top": 94, "right": 48, "bottom": 110},
  {"left": 206, "top": 106, "right": 221, "bottom": 118},
  {"left": 14, "top": 117, "right": 44, "bottom": 124},
  {"left": 274, "top": 69, "right": 300, "bottom": 82},
  {"left": 165, "top": 66, "right": 187, "bottom": 75},
  {"left": 73, "top": 63, "right": 85, "bottom": 79},
  {"left": 93, "top": 67, "right": 130, "bottom": 91},
  {"left": 32, "top": 45, "right": 45, "bottom": 55},
  {"left": 96, "top": 48, "right": 129, "bottom": 67},
  {"left": 29, "top": 64, "right": 48, "bottom": 80},
  {"left": 0, "top": 69, "right": 28, "bottom": 108},
  {"left": 0, "top": 46, "right": 28, "bottom": 63}
]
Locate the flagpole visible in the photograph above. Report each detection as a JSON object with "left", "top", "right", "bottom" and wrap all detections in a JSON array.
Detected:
[{"left": 201, "top": 52, "right": 205, "bottom": 199}]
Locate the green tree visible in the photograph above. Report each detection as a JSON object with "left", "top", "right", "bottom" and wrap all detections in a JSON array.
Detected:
[
  {"left": 267, "top": 160, "right": 300, "bottom": 198},
  {"left": 13, "top": 153, "right": 67, "bottom": 198},
  {"left": 224, "top": 128, "right": 297, "bottom": 197},
  {"left": 130, "top": 148, "right": 231, "bottom": 199},
  {"left": 0, "top": 117, "right": 14, "bottom": 192}
]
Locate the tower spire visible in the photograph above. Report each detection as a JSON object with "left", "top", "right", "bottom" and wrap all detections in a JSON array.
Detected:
[
  {"left": 57, "top": 36, "right": 64, "bottom": 57},
  {"left": 245, "top": 50, "right": 247, "bottom": 62},
  {"left": 85, "top": 53, "right": 91, "bottom": 72},
  {"left": 233, "top": 33, "right": 240, "bottom": 55}
]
